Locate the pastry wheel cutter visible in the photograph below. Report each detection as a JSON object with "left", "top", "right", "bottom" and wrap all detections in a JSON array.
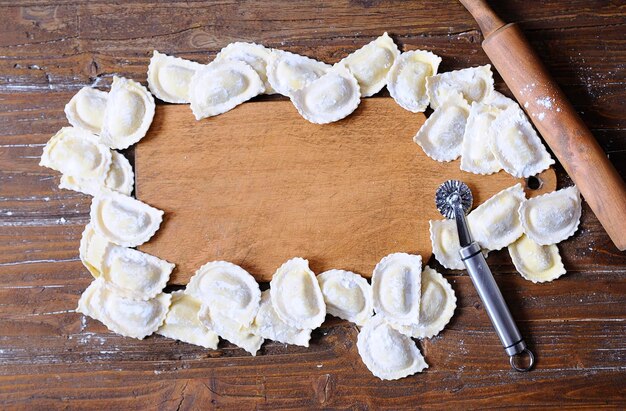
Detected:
[{"left": 435, "top": 180, "right": 535, "bottom": 372}]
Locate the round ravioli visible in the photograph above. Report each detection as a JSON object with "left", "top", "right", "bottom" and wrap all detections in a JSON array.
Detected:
[
  {"left": 187, "top": 261, "right": 261, "bottom": 327},
  {"left": 269, "top": 257, "right": 326, "bottom": 329}
]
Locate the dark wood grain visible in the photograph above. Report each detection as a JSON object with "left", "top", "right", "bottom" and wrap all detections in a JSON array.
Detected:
[{"left": 0, "top": 0, "right": 625, "bottom": 409}]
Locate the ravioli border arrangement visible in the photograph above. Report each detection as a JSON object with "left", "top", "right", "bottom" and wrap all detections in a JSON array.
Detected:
[{"left": 39, "top": 33, "right": 583, "bottom": 380}]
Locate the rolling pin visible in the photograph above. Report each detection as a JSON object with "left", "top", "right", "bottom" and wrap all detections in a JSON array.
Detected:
[{"left": 458, "top": 0, "right": 626, "bottom": 251}]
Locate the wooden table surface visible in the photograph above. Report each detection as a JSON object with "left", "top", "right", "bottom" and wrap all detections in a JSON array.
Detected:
[{"left": 1, "top": 1, "right": 625, "bottom": 409}]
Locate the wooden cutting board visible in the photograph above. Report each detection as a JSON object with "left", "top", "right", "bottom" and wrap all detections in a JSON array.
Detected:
[{"left": 135, "top": 98, "right": 556, "bottom": 284}]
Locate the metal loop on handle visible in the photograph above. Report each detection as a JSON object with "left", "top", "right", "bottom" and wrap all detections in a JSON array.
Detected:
[{"left": 509, "top": 348, "right": 535, "bottom": 372}]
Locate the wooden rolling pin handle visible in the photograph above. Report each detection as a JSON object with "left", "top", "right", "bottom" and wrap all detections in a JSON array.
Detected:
[
  {"left": 457, "top": 0, "right": 505, "bottom": 37},
  {"left": 480, "top": 24, "right": 626, "bottom": 251}
]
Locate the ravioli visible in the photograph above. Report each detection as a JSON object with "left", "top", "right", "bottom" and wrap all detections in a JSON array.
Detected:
[
  {"left": 337, "top": 32, "right": 400, "bottom": 97},
  {"left": 64, "top": 86, "right": 108, "bottom": 134},
  {"left": 518, "top": 186, "right": 582, "bottom": 245},
  {"left": 60, "top": 150, "right": 134, "bottom": 196},
  {"left": 99, "top": 243, "right": 173, "bottom": 301},
  {"left": 156, "top": 291, "right": 219, "bottom": 349},
  {"left": 460, "top": 102, "right": 502, "bottom": 175},
  {"left": 214, "top": 42, "right": 274, "bottom": 94},
  {"left": 77, "top": 278, "right": 171, "bottom": 340},
  {"left": 267, "top": 49, "right": 331, "bottom": 96},
  {"left": 186, "top": 261, "right": 261, "bottom": 327},
  {"left": 189, "top": 60, "right": 264, "bottom": 120},
  {"left": 485, "top": 90, "right": 517, "bottom": 111},
  {"left": 489, "top": 105, "right": 554, "bottom": 178},
  {"left": 100, "top": 76, "right": 156, "bottom": 150},
  {"left": 198, "top": 305, "right": 264, "bottom": 356},
  {"left": 430, "top": 219, "right": 465, "bottom": 270},
  {"left": 508, "top": 234, "right": 566, "bottom": 283},
  {"left": 269, "top": 257, "right": 326, "bottom": 329},
  {"left": 468, "top": 183, "right": 526, "bottom": 251},
  {"left": 250, "top": 290, "right": 312, "bottom": 347},
  {"left": 290, "top": 65, "right": 361, "bottom": 124},
  {"left": 40, "top": 127, "right": 112, "bottom": 182},
  {"left": 371, "top": 253, "right": 422, "bottom": 326},
  {"left": 90, "top": 189, "right": 163, "bottom": 247},
  {"left": 317, "top": 269, "right": 373, "bottom": 326},
  {"left": 79, "top": 222, "right": 110, "bottom": 278},
  {"left": 426, "top": 64, "right": 494, "bottom": 109},
  {"left": 391, "top": 266, "right": 456, "bottom": 339},
  {"left": 387, "top": 50, "right": 441, "bottom": 112},
  {"left": 147, "top": 50, "right": 203, "bottom": 103},
  {"left": 414, "top": 93, "right": 470, "bottom": 162},
  {"left": 356, "top": 315, "right": 428, "bottom": 380}
]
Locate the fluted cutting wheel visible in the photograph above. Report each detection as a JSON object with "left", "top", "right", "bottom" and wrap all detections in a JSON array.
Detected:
[{"left": 435, "top": 180, "right": 473, "bottom": 220}]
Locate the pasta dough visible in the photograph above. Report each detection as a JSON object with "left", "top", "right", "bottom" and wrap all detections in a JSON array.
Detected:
[
  {"left": 430, "top": 219, "right": 489, "bottom": 270},
  {"left": 489, "top": 105, "right": 554, "bottom": 178},
  {"left": 214, "top": 42, "right": 274, "bottom": 94},
  {"left": 267, "top": 49, "right": 331, "bottom": 96},
  {"left": 390, "top": 266, "right": 456, "bottom": 339},
  {"left": 60, "top": 150, "right": 134, "bottom": 196},
  {"left": 387, "top": 50, "right": 441, "bottom": 112},
  {"left": 100, "top": 76, "right": 156, "bottom": 150},
  {"left": 371, "top": 253, "right": 422, "bottom": 326},
  {"left": 508, "top": 234, "right": 566, "bottom": 283},
  {"left": 356, "top": 315, "right": 428, "bottom": 380},
  {"left": 460, "top": 102, "right": 502, "bottom": 175},
  {"left": 426, "top": 64, "right": 494, "bottom": 109},
  {"left": 189, "top": 60, "right": 264, "bottom": 120},
  {"left": 99, "top": 243, "right": 173, "bottom": 301},
  {"left": 79, "top": 223, "right": 109, "bottom": 278},
  {"left": 414, "top": 93, "right": 470, "bottom": 162},
  {"left": 290, "top": 65, "right": 361, "bottom": 124},
  {"left": 317, "top": 269, "right": 373, "bottom": 326},
  {"left": 430, "top": 219, "right": 465, "bottom": 270},
  {"left": 40, "top": 127, "right": 112, "bottom": 182},
  {"left": 147, "top": 50, "right": 203, "bottom": 103},
  {"left": 336, "top": 32, "right": 399, "bottom": 97},
  {"left": 468, "top": 183, "right": 526, "bottom": 251},
  {"left": 269, "top": 257, "right": 326, "bottom": 330},
  {"left": 77, "top": 278, "right": 171, "bottom": 339},
  {"left": 518, "top": 186, "right": 581, "bottom": 245},
  {"left": 64, "top": 86, "right": 108, "bottom": 134},
  {"left": 250, "top": 290, "right": 311, "bottom": 347},
  {"left": 90, "top": 189, "right": 163, "bottom": 247},
  {"left": 198, "top": 304, "right": 264, "bottom": 356},
  {"left": 186, "top": 261, "right": 261, "bottom": 327},
  {"left": 156, "top": 291, "right": 219, "bottom": 349}
]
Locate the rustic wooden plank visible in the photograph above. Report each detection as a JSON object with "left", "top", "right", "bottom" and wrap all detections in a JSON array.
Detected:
[{"left": 1, "top": 0, "right": 625, "bottom": 408}]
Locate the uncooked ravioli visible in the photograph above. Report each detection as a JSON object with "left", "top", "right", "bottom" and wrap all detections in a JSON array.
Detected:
[
  {"left": 90, "top": 189, "right": 163, "bottom": 247},
  {"left": 64, "top": 86, "right": 108, "bottom": 134},
  {"left": 414, "top": 93, "right": 470, "bottom": 162},
  {"left": 336, "top": 32, "right": 400, "bottom": 97},
  {"left": 426, "top": 64, "right": 494, "bottom": 109},
  {"left": 147, "top": 50, "right": 203, "bottom": 103},
  {"left": 508, "top": 234, "right": 566, "bottom": 283},
  {"left": 467, "top": 183, "right": 526, "bottom": 251},
  {"left": 371, "top": 253, "right": 422, "bottom": 326},
  {"left": 387, "top": 49, "right": 441, "bottom": 112},
  {"left": 100, "top": 76, "right": 155, "bottom": 150},
  {"left": 518, "top": 186, "right": 581, "bottom": 245},
  {"left": 317, "top": 269, "right": 373, "bottom": 326},
  {"left": 290, "top": 66, "right": 361, "bottom": 124},
  {"left": 157, "top": 291, "right": 219, "bottom": 349},
  {"left": 189, "top": 60, "right": 264, "bottom": 120},
  {"left": 269, "top": 257, "right": 326, "bottom": 330},
  {"left": 356, "top": 315, "right": 428, "bottom": 380},
  {"left": 186, "top": 261, "right": 261, "bottom": 327}
]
